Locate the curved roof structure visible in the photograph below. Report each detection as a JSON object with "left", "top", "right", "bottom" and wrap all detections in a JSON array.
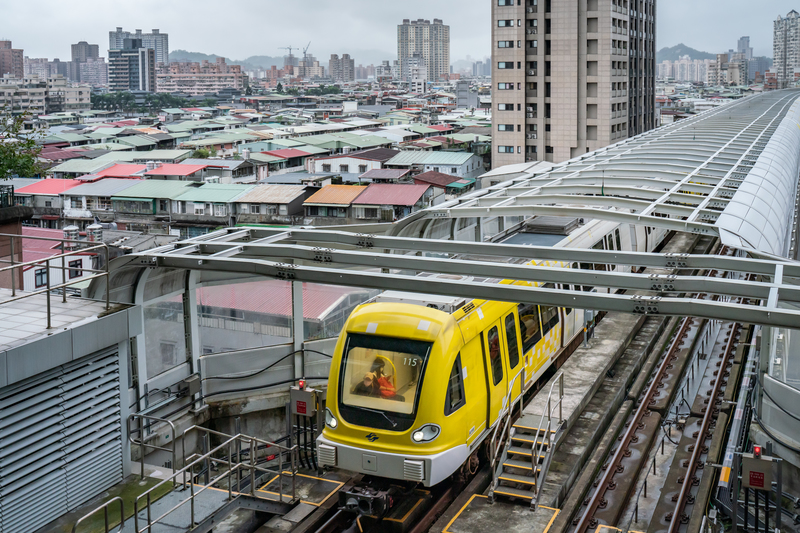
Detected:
[{"left": 394, "top": 90, "right": 800, "bottom": 257}]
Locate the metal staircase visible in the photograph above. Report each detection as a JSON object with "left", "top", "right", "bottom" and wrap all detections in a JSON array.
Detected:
[{"left": 489, "top": 373, "right": 564, "bottom": 510}]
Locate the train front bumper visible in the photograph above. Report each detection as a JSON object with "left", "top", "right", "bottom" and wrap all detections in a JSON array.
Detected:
[{"left": 316, "top": 435, "right": 468, "bottom": 487}]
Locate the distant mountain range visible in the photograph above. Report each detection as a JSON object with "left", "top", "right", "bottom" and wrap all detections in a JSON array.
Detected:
[
  {"left": 169, "top": 50, "right": 284, "bottom": 71},
  {"left": 656, "top": 44, "right": 717, "bottom": 63}
]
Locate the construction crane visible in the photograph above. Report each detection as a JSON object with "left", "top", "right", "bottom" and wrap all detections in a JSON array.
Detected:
[
  {"left": 302, "top": 42, "right": 311, "bottom": 63},
  {"left": 278, "top": 45, "right": 296, "bottom": 56}
]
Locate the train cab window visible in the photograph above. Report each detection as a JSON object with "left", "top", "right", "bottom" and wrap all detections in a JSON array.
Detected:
[
  {"left": 487, "top": 326, "right": 504, "bottom": 386},
  {"left": 518, "top": 303, "right": 542, "bottom": 352},
  {"left": 445, "top": 354, "right": 466, "bottom": 415},
  {"left": 540, "top": 305, "right": 559, "bottom": 336},
  {"left": 338, "top": 333, "right": 431, "bottom": 431},
  {"left": 504, "top": 314, "right": 520, "bottom": 369}
]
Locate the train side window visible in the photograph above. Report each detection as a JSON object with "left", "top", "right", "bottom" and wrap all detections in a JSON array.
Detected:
[
  {"left": 445, "top": 354, "right": 466, "bottom": 415},
  {"left": 561, "top": 285, "right": 573, "bottom": 315},
  {"left": 504, "top": 314, "right": 520, "bottom": 369},
  {"left": 592, "top": 240, "right": 607, "bottom": 271},
  {"left": 540, "top": 305, "right": 559, "bottom": 336},
  {"left": 517, "top": 303, "right": 542, "bottom": 352},
  {"left": 487, "top": 326, "right": 503, "bottom": 386},
  {"left": 615, "top": 229, "right": 622, "bottom": 251}
]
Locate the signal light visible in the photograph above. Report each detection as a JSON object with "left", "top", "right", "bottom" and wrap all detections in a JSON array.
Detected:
[
  {"left": 753, "top": 446, "right": 762, "bottom": 458},
  {"left": 299, "top": 379, "right": 306, "bottom": 390}
]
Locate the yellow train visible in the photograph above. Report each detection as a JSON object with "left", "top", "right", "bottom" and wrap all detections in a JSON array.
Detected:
[{"left": 316, "top": 218, "right": 668, "bottom": 486}]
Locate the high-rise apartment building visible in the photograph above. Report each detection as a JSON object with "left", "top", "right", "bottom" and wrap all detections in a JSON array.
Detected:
[
  {"left": 491, "top": 0, "right": 655, "bottom": 167},
  {"left": 108, "top": 39, "right": 156, "bottom": 92},
  {"left": 109, "top": 28, "right": 169, "bottom": 65},
  {"left": 398, "top": 19, "right": 450, "bottom": 82},
  {"left": 0, "top": 41, "right": 24, "bottom": 79},
  {"left": 737, "top": 36, "right": 753, "bottom": 61},
  {"left": 71, "top": 41, "right": 100, "bottom": 63},
  {"left": 156, "top": 58, "right": 246, "bottom": 96},
  {"left": 774, "top": 11, "right": 800, "bottom": 89},
  {"left": 80, "top": 58, "right": 108, "bottom": 87},
  {"left": 329, "top": 54, "right": 355, "bottom": 82}
]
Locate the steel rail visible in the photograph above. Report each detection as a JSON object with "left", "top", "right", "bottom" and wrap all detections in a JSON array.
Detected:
[
  {"left": 573, "top": 313, "right": 696, "bottom": 533},
  {"left": 668, "top": 322, "right": 742, "bottom": 532}
]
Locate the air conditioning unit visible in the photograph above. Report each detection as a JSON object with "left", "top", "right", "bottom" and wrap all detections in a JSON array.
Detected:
[
  {"left": 528, "top": 70, "right": 537, "bottom": 76},
  {"left": 526, "top": 133, "right": 538, "bottom": 140}
]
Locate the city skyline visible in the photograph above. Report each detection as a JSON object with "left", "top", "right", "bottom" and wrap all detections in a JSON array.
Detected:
[{"left": 2, "top": 0, "right": 790, "bottom": 65}]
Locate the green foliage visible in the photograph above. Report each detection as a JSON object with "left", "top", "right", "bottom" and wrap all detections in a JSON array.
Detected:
[
  {"left": 285, "top": 87, "right": 300, "bottom": 96},
  {"left": 276, "top": 83, "right": 284, "bottom": 94},
  {"left": 305, "top": 85, "right": 342, "bottom": 96},
  {"left": 191, "top": 147, "right": 217, "bottom": 159},
  {"left": 0, "top": 109, "right": 46, "bottom": 179}
]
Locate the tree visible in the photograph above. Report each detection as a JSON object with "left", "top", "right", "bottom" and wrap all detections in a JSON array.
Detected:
[
  {"left": 276, "top": 83, "right": 284, "bottom": 94},
  {"left": 0, "top": 109, "right": 47, "bottom": 180},
  {"left": 191, "top": 147, "right": 217, "bottom": 159}
]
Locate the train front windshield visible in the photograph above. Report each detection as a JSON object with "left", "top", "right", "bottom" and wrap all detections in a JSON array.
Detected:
[{"left": 338, "top": 333, "right": 431, "bottom": 430}]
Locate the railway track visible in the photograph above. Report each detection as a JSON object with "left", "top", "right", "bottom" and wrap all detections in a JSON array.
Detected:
[{"left": 567, "top": 245, "right": 757, "bottom": 533}]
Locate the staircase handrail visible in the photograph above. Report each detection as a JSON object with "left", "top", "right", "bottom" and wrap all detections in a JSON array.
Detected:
[
  {"left": 488, "top": 373, "right": 522, "bottom": 496},
  {"left": 529, "top": 373, "right": 564, "bottom": 494}
]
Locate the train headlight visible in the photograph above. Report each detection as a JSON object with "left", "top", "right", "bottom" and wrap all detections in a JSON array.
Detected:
[
  {"left": 410, "top": 424, "right": 440, "bottom": 443},
  {"left": 325, "top": 408, "right": 338, "bottom": 429}
]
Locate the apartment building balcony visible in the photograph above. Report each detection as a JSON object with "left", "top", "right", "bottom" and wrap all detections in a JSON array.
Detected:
[
  {"left": 526, "top": 90, "right": 538, "bottom": 98},
  {"left": 526, "top": 5, "right": 538, "bottom": 13}
]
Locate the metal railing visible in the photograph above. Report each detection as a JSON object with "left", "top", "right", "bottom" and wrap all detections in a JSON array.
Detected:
[
  {"left": 132, "top": 425, "right": 297, "bottom": 533},
  {"left": 488, "top": 373, "right": 524, "bottom": 500},
  {"left": 0, "top": 233, "right": 111, "bottom": 328},
  {"left": 71, "top": 497, "right": 124, "bottom": 533},
  {"left": 127, "top": 414, "right": 177, "bottom": 487},
  {"left": 530, "top": 373, "right": 564, "bottom": 509}
]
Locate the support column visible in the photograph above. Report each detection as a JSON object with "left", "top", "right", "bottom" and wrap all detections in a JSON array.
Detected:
[{"left": 292, "top": 281, "right": 304, "bottom": 380}]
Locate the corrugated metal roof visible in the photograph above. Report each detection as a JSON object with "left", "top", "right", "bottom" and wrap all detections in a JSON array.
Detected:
[
  {"left": 111, "top": 180, "right": 195, "bottom": 199},
  {"left": 63, "top": 178, "right": 143, "bottom": 197},
  {"left": 145, "top": 164, "right": 208, "bottom": 176},
  {"left": 248, "top": 153, "right": 286, "bottom": 163},
  {"left": 50, "top": 159, "right": 112, "bottom": 174},
  {"left": 116, "top": 136, "right": 157, "bottom": 147},
  {"left": 359, "top": 169, "right": 410, "bottom": 180},
  {"left": 263, "top": 149, "right": 311, "bottom": 159},
  {"left": 173, "top": 183, "right": 254, "bottom": 203},
  {"left": 234, "top": 184, "right": 306, "bottom": 204},
  {"left": 16, "top": 179, "right": 83, "bottom": 195},
  {"left": 386, "top": 151, "right": 475, "bottom": 166},
  {"left": 93, "top": 164, "right": 148, "bottom": 178},
  {"left": 352, "top": 184, "right": 429, "bottom": 206},
  {"left": 197, "top": 280, "right": 370, "bottom": 320},
  {"left": 304, "top": 185, "right": 367, "bottom": 206},
  {"left": 412, "top": 170, "right": 461, "bottom": 187}
]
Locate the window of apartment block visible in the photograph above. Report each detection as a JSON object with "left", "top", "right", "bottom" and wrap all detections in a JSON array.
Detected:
[
  {"left": 322, "top": 164, "right": 331, "bottom": 172},
  {"left": 498, "top": 41, "right": 515, "bottom": 48},
  {"left": 359, "top": 165, "right": 368, "bottom": 173},
  {"left": 339, "top": 165, "right": 349, "bottom": 172},
  {"left": 498, "top": 124, "right": 515, "bottom": 131},
  {"left": 498, "top": 146, "right": 515, "bottom": 153},
  {"left": 497, "top": 83, "right": 515, "bottom": 90},
  {"left": 498, "top": 62, "right": 515, "bottom": 69},
  {"left": 239, "top": 204, "right": 249, "bottom": 214},
  {"left": 497, "top": 20, "right": 514, "bottom": 27},
  {"left": 498, "top": 103, "right": 515, "bottom": 111},
  {"left": 214, "top": 204, "right": 226, "bottom": 217},
  {"left": 497, "top": 0, "right": 515, "bottom": 5},
  {"left": 194, "top": 203, "right": 206, "bottom": 215}
]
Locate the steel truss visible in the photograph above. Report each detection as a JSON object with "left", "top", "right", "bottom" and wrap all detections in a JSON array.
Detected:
[{"left": 132, "top": 227, "right": 800, "bottom": 329}]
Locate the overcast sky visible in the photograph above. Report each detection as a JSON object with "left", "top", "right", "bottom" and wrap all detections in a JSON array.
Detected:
[{"left": 2, "top": 0, "right": 791, "bottom": 64}]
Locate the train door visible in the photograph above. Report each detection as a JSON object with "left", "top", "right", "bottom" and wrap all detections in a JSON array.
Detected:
[
  {"left": 501, "top": 312, "right": 523, "bottom": 401},
  {"left": 482, "top": 322, "right": 509, "bottom": 426}
]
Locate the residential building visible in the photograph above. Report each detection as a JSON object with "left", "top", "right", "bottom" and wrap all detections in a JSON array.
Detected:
[
  {"left": 169, "top": 183, "right": 253, "bottom": 232},
  {"left": 108, "top": 39, "right": 155, "bottom": 92},
  {"left": 329, "top": 54, "right": 355, "bottom": 82},
  {"left": 376, "top": 60, "right": 394, "bottom": 83},
  {"left": 156, "top": 58, "right": 247, "bottom": 96},
  {"left": 737, "top": 36, "right": 753, "bottom": 61},
  {"left": 19, "top": 227, "right": 93, "bottom": 292},
  {"left": 297, "top": 55, "right": 325, "bottom": 79},
  {"left": 109, "top": 28, "right": 169, "bottom": 65},
  {"left": 774, "top": 11, "right": 800, "bottom": 88},
  {"left": 398, "top": 19, "right": 450, "bottom": 81},
  {"left": 491, "top": 0, "right": 656, "bottom": 166},
  {"left": 15, "top": 179, "right": 83, "bottom": 228},
  {"left": 80, "top": 58, "right": 109, "bottom": 86},
  {"left": 0, "top": 75, "right": 90, "bottom": 116},
  {"left": 313, "top": 148, "right": 400, "bottom": 174},
  {"left": 70, "top": 41, "right": 100, "bottom": 81},
  {"left": 233, "top": 184, "right": 308, "bottom": 224},
  {"left": 61, "top": 178, "right": 142, "bottom": 227},
  {"left": 0, "top": 40, "right": 24, "bottom": 79},
  {"left": 748, "top": 56, "right": 772, "bottom": 83},
  {"left": 110, "top": 180, "right": 194, "bottom": 233},
  {"left": 384, "top": 151, "right": 483, "bottom": 180},
  {"left": 303, "top": 184, "right": 366, "bottom": 220},
  {"left": 351, "top": 183, "right": 431, "bottom": 221}
]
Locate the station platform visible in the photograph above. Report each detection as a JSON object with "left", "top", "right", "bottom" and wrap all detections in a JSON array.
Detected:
[{"left": 442, "top": 495, "right": 559, "bottom": 533}]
